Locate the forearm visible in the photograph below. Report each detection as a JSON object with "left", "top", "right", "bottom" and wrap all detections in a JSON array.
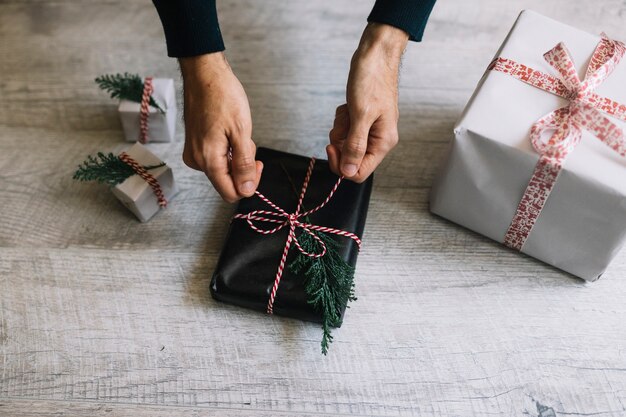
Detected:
[
  {"left": 179, "top": 52, "right": 231, "bottom": 84},
  {"left": 353, "top": 22, "right": 409, "bottom": 70}
]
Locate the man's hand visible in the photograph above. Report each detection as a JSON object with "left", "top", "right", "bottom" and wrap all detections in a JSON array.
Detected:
[
  {"left": 180, "top": 52, "right": 263, "bottom": 203},
  {"left": 328, "top": 23, "right": 409, "bottom": 182}
]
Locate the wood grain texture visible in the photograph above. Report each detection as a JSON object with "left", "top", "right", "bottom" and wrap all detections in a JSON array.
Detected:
[
  {"left": 2, "top": 0, "right": 626, "bottom": 416},
  {"left": 0, "top": 399, "right": 322, "bottom": 417}
]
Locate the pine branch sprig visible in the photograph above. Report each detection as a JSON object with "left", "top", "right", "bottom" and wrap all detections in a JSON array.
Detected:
[
  {"left": 73, "top": 152, "right": 165, "bottom": 187},
  {"left": 289, "top": 229, "right": 356, "bottom": 355},
  {"left": 95, "top": 73, "right": 165, "bottom": 113}
]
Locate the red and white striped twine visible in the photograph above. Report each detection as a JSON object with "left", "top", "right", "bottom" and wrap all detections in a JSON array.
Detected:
[
  {"left": 232, "top": 157, "right": 361, "bottom": 314},
  {"left": 138, "top": 77, "right": 153, "bottom": 144},
  {"left": 119, "top": 152, "right": 167, "bottom": 208}
]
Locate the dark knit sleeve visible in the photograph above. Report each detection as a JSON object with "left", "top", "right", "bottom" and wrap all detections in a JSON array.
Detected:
[
  {"left": 368, "top": 0, "right": 437, "bottom": 42},
  {"left": 152, "top": 0, "right": 225, "bottom": 57}
]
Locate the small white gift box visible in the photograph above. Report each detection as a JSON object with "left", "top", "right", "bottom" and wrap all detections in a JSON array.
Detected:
[
  {"left": 111, "top": 143, "right": 178, "bottom": 222},
  {"left": 430, "top": 10, "right": 626, "bottom": 281},
  {"left": 118, "top": 78, "right": 177, "bottom": 143}
]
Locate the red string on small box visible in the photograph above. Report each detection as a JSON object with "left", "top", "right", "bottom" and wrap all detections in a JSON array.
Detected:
[
  {"left": 118, "top": 152, "right": 168, "bottom": 208},
  {"left": 232, "top": 157, "right": 361, "bottom": 314},
  {"left": 488, "top": 35, "right": 626, "bottom": 250},
  {"left": 138, "top": 77, "right": 153, "bottom": 144}
]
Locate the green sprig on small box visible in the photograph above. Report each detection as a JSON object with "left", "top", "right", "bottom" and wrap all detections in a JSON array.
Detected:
[
  {"left": 73, "top": 152, "right": 165, "bottom": 187},
  {"left": 95, "top": 73, "right": 165, "bottom": 113}
]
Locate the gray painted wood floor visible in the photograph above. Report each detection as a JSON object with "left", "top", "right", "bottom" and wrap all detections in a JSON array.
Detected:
[{"left": 1, "top": 1, "right": 626, "bottom": 416}]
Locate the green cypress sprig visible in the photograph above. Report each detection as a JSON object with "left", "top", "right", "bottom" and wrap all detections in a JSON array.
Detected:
[
  {"left": 73, "top": 152, "right": 165, "bottom": 187},
  {"left": 95, "top": 73, "right": 165, "bottom": 113},
  {"left": 289, "top": 229, "right": 356, "bottom": 355}
]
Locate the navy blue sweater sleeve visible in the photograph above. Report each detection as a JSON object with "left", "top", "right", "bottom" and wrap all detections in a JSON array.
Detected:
[
  {"left": 153, "top": 0, "right": 437, "bottom": 58},
  {"left": 368, "top": 0, "right": 437, "bottom": 42},
  {"left": 152, "top": 0, "right": 224, "bottom": 57}
]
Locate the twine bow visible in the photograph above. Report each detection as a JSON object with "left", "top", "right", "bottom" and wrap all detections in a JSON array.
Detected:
[
  {"left": 232, "top": 158, "right": 362, "bottom": 314},
  {"left": 488, "top": 34, "right": 626, "bottom": 250}
]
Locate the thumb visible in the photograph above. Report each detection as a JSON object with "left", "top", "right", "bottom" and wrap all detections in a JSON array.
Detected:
[
  {"left": 230, "top": 137, "right": 259, "bottom": 197},
  {"left": 340, "top": 116, "right": 371, "bottom": 177}
]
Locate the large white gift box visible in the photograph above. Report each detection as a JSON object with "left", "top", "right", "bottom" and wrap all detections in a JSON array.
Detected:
[
  {"left": 119, "top": 78, "right": 177, "bottom": 143},
  {"left": 430, "top": 10, "right": 626, "bottom": 281},
  {"left": 111, "top": 143, "right": 178, "bottom": 222}
]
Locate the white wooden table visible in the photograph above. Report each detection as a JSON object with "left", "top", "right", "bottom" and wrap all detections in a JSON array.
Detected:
[{"left": 1, "top": 1, "right": 626, "bottom": 416}]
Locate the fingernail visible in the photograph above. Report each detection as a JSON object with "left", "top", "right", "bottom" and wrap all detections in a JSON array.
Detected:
[
  {"left": 241, "top": 181, "right": 255, "bottom": 193},
  {"left": 342, "top": 164, "right": 358, "bottom": 176}
]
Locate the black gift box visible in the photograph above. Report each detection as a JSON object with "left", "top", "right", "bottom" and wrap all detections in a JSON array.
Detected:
[{"left": 210, "top": 147, "right": 373, "bottom": 324}]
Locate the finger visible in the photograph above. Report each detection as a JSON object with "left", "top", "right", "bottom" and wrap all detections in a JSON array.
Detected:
[
  {"left": 249, "top": 159, "right": 263, "bottom": 191},
  {"left": 348, "top": 150, "right": 385, "bottom": 183},
  {"left": 329, "top": 128, "right": 346, "bottom": 148},
  {"left": 255, "top": 160, "right": 264, "bottom": 186},
  {"left": 182, "top": 152, "right": 201, "bottom": 171},
  {"left": 182, "top": 144, "right": 202, "bottom": 171},
  {"left": 340, "top": 113, "right": 372, "bottom": 178},
  {"left": 348, "top": 122, "right": 398, "bottom": 182},
  {"left": 230, "top": 137, "right": 259, "bottom": 197},
  {"left": 204, "top": 147, "right": 240, "bottom": 203},
  {"left": 255, "top": 160, "right": 264, "bottom": 177},
  {"left": 329, "top": 129, "right": 345, "bottom": 151},
  {"left": 329, "top": 104, "right": 350, "bottom": 147},
  {"left": 325, "top": 144, "right": 341, "bottom": 176}
]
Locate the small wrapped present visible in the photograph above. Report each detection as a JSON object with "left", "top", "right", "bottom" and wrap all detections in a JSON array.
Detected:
[
  {"left": 211, "top": 147, "right": 373, "bottom": 353},
  {"left": 430, "top": 10, "right": 626, "bottom": 281},
  {"left": 73, "top": 143, "right": 178, "bottom": 222},
  {"left": 96, "top": 73, "right": 177, "bottom": 143}
]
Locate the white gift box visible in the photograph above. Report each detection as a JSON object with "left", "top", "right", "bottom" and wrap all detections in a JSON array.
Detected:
[
  {"left": 118, "top": 78, "right": 177, "bottom": 143},
  {"left": 111, "top": 143, "right": 178, "bottom": 222},
  {"left": 430, "top": 10, "right": 626, "bottom": 281}
]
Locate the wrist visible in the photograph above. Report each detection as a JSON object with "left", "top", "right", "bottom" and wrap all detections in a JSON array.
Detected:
[
  {"left": 179, "top": 52, "right": 231, "bottom": 84},
  {"left": 355, "top": 23, "right": 409, "bottom": 63}
]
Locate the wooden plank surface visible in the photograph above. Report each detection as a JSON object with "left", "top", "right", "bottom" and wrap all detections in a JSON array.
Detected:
[{"left": 2, "top": 0, "right": 626, "bottom": 416}]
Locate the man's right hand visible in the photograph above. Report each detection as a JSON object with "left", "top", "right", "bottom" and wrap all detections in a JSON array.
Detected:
[{"left": 179, "top": 52, "right": 263, "bottom": 203}]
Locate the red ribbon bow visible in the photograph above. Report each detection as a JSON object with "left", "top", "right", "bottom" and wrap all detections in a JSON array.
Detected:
[
  {"left": 232, "top": 158, "right": 362, "bottom": 314},
  {"left": 489, "top": 34, "right": 626, "bottom": 250}
]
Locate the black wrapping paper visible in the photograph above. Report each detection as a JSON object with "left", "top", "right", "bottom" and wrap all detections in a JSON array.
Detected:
[{"left": 210, "top": 147, "right": 373, "bottom": 324}]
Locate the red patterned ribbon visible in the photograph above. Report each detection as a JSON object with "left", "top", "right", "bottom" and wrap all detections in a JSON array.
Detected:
[
  {"left": 488, "top": 35, "right": 626, "bottom": 250},
  {"left": 139, "top": 77, "right": 153, "bottom": 144},
  {"left": 233, "top": 158, "right": 362, "bottom": 314},
  {"left": 118, "top": 152, "right": 168, "bottom": 208}
]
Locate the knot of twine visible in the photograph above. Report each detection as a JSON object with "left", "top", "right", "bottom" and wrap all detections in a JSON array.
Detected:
[{"left": 232, "top": 157, "right": 361, "bottom": 314}]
